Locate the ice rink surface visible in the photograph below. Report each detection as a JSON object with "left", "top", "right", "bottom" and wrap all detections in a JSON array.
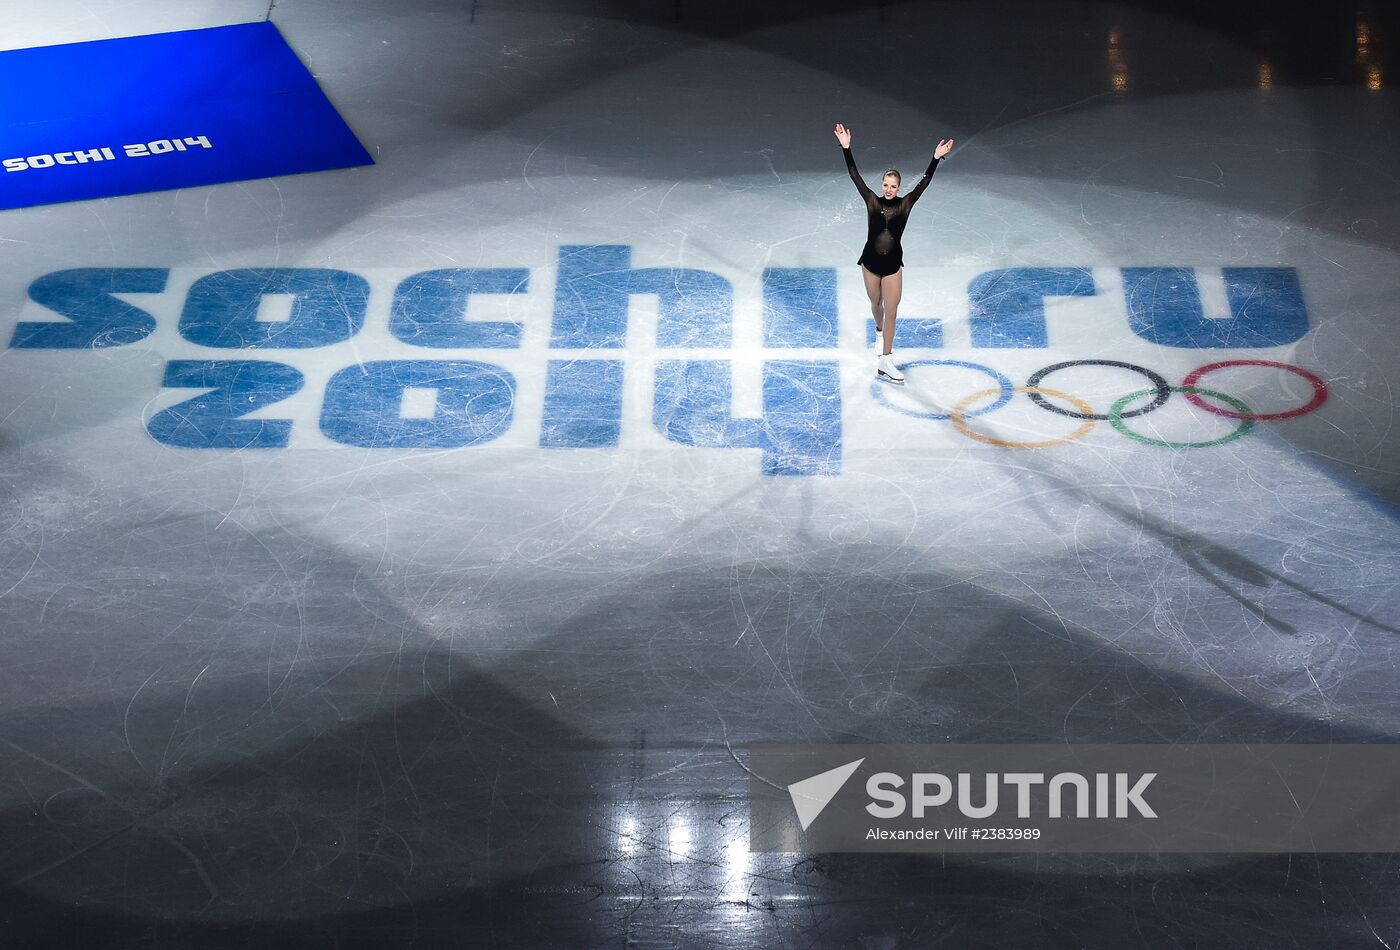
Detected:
[{"left": 2, "top": 0, "right": 1399, "bottom": 945}]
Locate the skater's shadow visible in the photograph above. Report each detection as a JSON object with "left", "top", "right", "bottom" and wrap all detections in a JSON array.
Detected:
[
  {"left": 916, "top": 383, "right": 1400, "bottom": 639},
  {"left": 1095, "top": 495, "right": 1399, "bottom": 638},
  {"left": 874, "top": 370, "right": 957, "bottom": 417}
]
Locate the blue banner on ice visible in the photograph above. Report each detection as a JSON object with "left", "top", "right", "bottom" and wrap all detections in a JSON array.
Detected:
[{"left": 0, "top": 21, "right": 372, "bottom": 210}]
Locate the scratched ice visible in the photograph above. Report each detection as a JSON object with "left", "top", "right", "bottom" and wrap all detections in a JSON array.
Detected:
[{"left": 0, "top": 0, "right": 1398, "bottom": 945}]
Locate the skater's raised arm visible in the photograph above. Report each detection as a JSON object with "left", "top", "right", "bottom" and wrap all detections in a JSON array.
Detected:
[
  {"left": 905, "top": 138, "right": 954, "bottom": 208},
  {"left": 835, "top": 123, "right": 875, "bottom": 202}
]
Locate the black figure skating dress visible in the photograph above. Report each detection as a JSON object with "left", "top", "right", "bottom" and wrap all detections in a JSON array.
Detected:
[{"left": 842, "top": 146, "right": 940, "bottom": 277}]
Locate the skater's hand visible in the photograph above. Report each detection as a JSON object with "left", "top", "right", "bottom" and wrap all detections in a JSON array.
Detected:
[
  {"left": 934, "top": 138, "right": 954, "bottom": 159},
  {"left": 834, "top": 124, "right": 852, "bottom": 148}
]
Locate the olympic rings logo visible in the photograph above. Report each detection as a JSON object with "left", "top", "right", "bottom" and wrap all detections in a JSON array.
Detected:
[{"left": 871, "top": 358, "right": 1328, "bottom": 449}]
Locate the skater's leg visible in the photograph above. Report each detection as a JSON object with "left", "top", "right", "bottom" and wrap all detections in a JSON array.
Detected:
[
  {"left": 879, "top": 270, "right": 903, "bottom": 356},
  {"left": 861, "top": 265, "right": 884, "bottom": 334}
]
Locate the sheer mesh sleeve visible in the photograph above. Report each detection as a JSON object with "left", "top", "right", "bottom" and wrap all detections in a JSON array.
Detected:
[
  {"left": 842, "top": 147, "right": 875, "bottom": 203},
  {"left": 904, "top": 154, "right": 941, "bottom": 208}
]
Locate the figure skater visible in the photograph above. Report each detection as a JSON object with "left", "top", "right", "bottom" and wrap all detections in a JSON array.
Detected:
[{"left": 834, "top": 123, "right": 953, "bottom": 383}]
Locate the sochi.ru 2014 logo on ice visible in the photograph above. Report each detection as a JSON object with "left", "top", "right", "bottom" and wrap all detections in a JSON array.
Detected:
[{"left": 5, "top": 246, "right": 1321, "bottom": 475}]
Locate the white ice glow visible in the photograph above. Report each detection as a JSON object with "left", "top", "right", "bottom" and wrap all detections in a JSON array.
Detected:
[{"left": 669, "top": 818, "right": 693, "bottom": 860}]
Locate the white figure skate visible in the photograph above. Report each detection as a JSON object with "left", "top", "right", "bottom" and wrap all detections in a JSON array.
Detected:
[{"left": 877, "top": 354, "right": 905, "bottom": 384}]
